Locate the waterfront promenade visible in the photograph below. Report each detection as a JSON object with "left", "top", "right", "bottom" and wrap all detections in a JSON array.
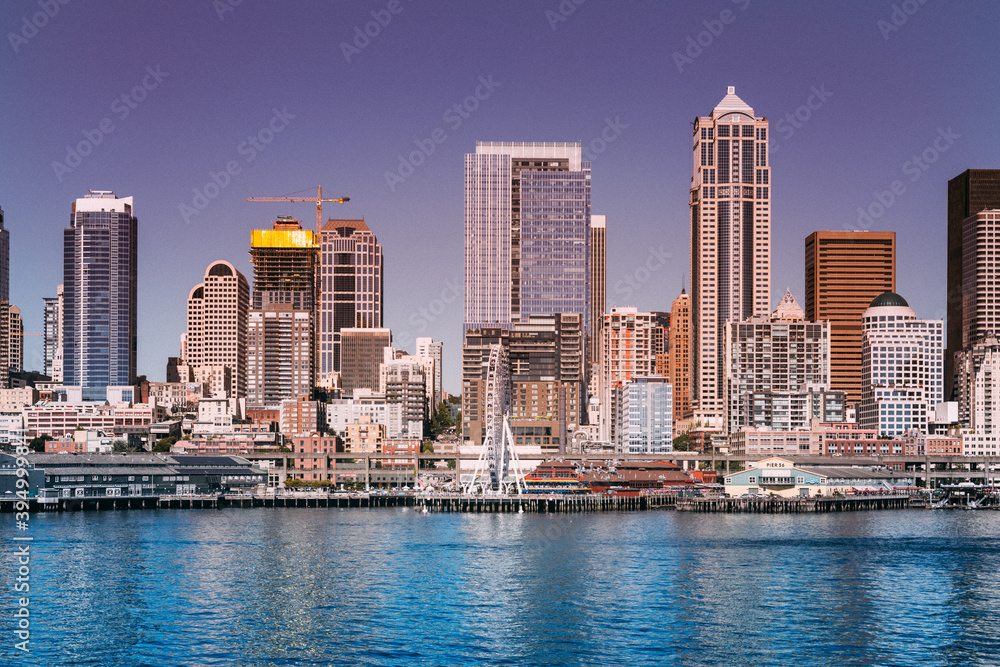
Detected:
[{"left": 1, "top": 491, "right": 919, "bottom": 514}]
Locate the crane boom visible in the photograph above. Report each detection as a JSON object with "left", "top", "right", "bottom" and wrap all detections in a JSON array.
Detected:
[{"left": 246, "top": 186, "right": 349, "bottom": 236}]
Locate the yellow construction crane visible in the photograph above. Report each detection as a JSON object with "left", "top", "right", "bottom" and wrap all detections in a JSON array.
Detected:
[{"left": 246, "top": 186, "right": 350, "bottom": 236}]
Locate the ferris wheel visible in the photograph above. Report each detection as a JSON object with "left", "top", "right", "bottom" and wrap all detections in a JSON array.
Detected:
[{"left": 464, "top": 343, "right": 524, "bottom": 495}]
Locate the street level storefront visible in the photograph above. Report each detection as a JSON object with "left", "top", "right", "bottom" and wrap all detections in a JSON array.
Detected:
[{"left": 724, "top": 457, "right": 915, "bottom": 498}]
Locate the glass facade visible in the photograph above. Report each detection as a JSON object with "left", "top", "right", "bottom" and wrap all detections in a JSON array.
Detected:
[
  {"left": 63, "top": 192, "right": 137, "bottom": 401},
  {"left": 464, "top": 142, "right": 591, "bottom": 339}
]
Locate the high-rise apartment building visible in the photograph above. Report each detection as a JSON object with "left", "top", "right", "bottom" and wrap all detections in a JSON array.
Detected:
[
  {"left": 598, "top": 307, "right": 661, "bottom": 443},
  {"left": 804, "top": 231, "right": 895, "bottom": 404},
  {"left": 946, "top": 169, "right": 1000, "bottom": 399},
  {"left": 379, "top": 358, "right": 428, "bottom": 431},
  {"left": 63, "top": 191, "right": 137, "bottom": 400},
  {"left": 339, "top": 328, "right": 392, "bottom": 394},
  {"left": 462, "top": 314, "right": 583, "bottom": 453},
  {"left": 464, "top": 142, "right": 591, "bottom": 340},
  {"left": 414, "top": 337, "right": 443, "bottom": 409},
  {"left": 43, "top": 285, "right": 63, "bottom": 381},
  {"left": 320, "top": 219, "right": 383, "bottom": 380},
  {"left": 7, "top": 305, "right": 21, "bottom": 374},
  {"left": 690, "top": 87, "right": 771, "bottom": 425},
  {"left": 723, "top": 290, "right": 831, "bottom": 434},
  {"left": 589, "top": 214, "right": 606, "bottom": 368},
  {"left": 185, "top": 260, "right": 249, "bottom": 398},
  {"left": 859, "top": 292, "right": 943, "bottom": 436},
  {"left": 247, "top": 304, "right": 314, "bottom": 408},
  {"left": 667, "top": 289, "right": 691, "bottom": 427}
]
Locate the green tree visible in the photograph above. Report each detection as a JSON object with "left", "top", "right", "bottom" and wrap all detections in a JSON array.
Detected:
[
  {"left": 153, "top": 436, "right": 178, "bottom": 453},
  {"left": 112, "top": 439, "right": 128, "bottom": 452},
  {"left": 672, "top": 432, "right": 692, "bottom": 452},
  {"left": 29, "top": 435, "right": 53, "bottom": 453}
]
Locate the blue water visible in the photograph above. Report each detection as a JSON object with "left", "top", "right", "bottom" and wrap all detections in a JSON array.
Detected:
[{"left": 4, "top": 508, "right": 1000, "bottom": 666}]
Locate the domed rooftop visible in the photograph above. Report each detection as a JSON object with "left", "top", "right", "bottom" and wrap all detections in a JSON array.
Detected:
[{"left": 869, "top": 291, "right": 909, "bottom": 308}]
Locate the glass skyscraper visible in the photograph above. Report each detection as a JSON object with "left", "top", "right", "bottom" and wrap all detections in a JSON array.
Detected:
[
  {"left": 464, "top": 142, "right": 591, "bottom": 339},
  {"left": 63, "top": 191, "right": 137, "bottom": 400}
]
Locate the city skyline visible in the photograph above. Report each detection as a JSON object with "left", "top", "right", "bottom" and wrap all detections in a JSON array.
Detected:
[{"left": 2, "top": 1, "right": 998, "bottom": 394}]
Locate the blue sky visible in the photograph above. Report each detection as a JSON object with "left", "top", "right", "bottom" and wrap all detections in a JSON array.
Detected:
[{"left": 1, "top": 0, "right": 997, "bottom": 394}]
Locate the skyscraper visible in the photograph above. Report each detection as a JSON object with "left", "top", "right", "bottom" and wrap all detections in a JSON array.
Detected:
[
  {"left": 43, "top": 287, "right": 63, "bottom": 380},
  {"left": 961, "top": 209, "right": 1000, "bottom": 347},
  {"left": 946, "top": 169, "right": 1000, "bottom": 399},
  {"left": 7, "top": 305, "right": 22, "bottom": 374},
  {"left": 320, "top": 219, "right": 383, "bottom": 381},
  {"left": 690, "top": 87, "right": 771, "bottom": 425},
  {"left": 63, "top": 191, "right": 137, "bottom": 400},
  {"left": 667, "top": 289, "right": 691, "bottom": 428},
  {"left": 185, "top": 260, "right": 249, "bottom": 398},
  {"left": 464, "top": 142, "right": 591, "bottom": 338},
  {"left": 859, "top": 292, "right": 943, "bottom": 436},
  {"left": 804, "top": 231, "right": 895, "bottom": 404},
  {"left": 599, "top": 307, "right": 661, "bottom": 443},
  {"left": 0, "top": 204, "right": 8, "bottom": 303},
  {"left": 249, "top": 217, "right": 318, "bottom": 399},
  {"left": 589, "top": 214, "right": 606, "bottom": 367}
]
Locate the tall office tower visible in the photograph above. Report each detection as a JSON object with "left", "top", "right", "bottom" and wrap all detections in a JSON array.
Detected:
[
  {"left": 462, "top": 313, "right": 583, "bottom": 453},
  {"left": 961, "top": 209, "right": 1000, "bottom": 347},
  {"left": 690, "top": 87, "right": 771, "bottom": 426},
  {"left": 185, "top": 261, "right": 249, "bottom": 398},
  {"left": 947, "top": 169, "right": 1000, "bottom": 399},
  {"left": 250, "top": 217, "right": 318, "bottom": 393},
  {"left": 63, "top": 191, "right": 138, "bottom": 400},
  {"left": 415, "top": 337, "right": 443, "bottom": 408},
  {"left": 339, "top": 328, "right": 392, "bottom": 394},
  {"left": 616, "top": 376, "right": 673, "bottom": 454},
  {"left": 464, "top": 142, "right": 591, "bottom": 340},
  {"left": 667, "top": 289, "right": 692, "bottom": 427},
  {"left": 320, "top": 219, "right": 383, "bottom": 380},
  {"left": 723, "top": 290, "right": 831, "bottom": 434},
  {"left": 7, "top": 305, "right": 21, "bottom": 373},
  {"left": 247, "top": 304, "right": 314, "bottom": 407},
  {"left": 589, "top": 214, "right": 606, "bottom": 368},
  {"left": 0, "top": 205, "right": 8, "bottom": 302},
  {"left": 859, "top": 292, "right": 943, "bottom": 437},
  {"left": 804, "top": 231, "right": 895, "bottom": 405},
  {"left": 955, "top": 337, "right": 1000, "bottom": 456},
  {"left": 598, "top": 307, "right": 659, "bottom": 443},
  {"left": 43, "top": 286, "right": 64, "bottom": 380}
]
